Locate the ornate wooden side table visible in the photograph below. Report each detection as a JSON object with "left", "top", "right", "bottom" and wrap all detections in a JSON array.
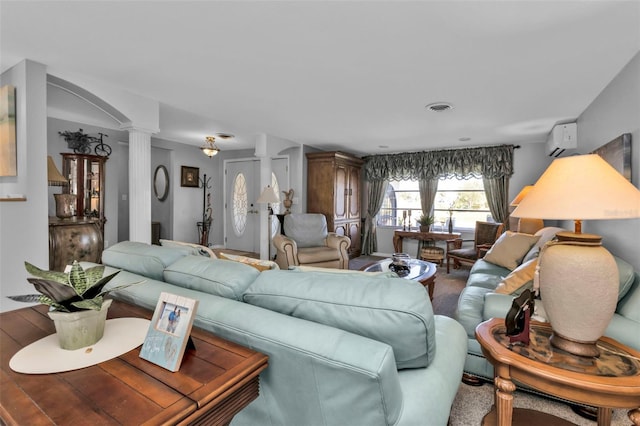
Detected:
[{"left": 475, "top": 318, "right": 640, "bottom": 426}]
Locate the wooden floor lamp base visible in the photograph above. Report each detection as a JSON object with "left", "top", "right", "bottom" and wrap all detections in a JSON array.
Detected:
[{"left": 482, "top": 407, "right": 574, "bottom": 426}]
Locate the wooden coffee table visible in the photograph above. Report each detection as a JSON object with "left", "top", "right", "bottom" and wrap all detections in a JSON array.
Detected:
[
  {"left": 476, "top": 318, "right": 640, "bottom": 426},
  {"left": 362, "top": 258, "right": 437, "bottom": 299},
  {"left": 0, "top": 300, "right": 268, "bottom": 425}
]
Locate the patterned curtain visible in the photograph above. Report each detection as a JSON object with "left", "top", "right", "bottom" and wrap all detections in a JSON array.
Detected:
[
  {"left": 363, "top": 144, "right": 515, "bottom": 236},
  {"left": 418, "top": 178, "right": 439, "bottom": 218},
  {"left": 361, "top": 179, "right": 388, "bottom": 255},
  {"left": 483, "top": 176, "right": 510, "bottom": 230},
  {"left": 363, "top": 145, "right": 515, "bottom": 181}
]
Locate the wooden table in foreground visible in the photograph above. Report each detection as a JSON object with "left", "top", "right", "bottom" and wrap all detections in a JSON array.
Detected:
[
  {"left": 475, "top": 318, "right": 640, "bottom": 426},
  {"left": 0, "top": 300, "right": 268, "bottom": 425},
  {"left": 392, "top": 230, "right": 461, "bottom": 254}
]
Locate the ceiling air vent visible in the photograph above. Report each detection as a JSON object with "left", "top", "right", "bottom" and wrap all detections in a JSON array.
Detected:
[{"left": 425, "top": 102, "right": 454, "bottom": 112}]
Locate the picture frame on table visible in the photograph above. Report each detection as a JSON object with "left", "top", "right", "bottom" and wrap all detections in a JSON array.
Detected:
[
  {"left": 181, "top": 166, "right": 199, "bottom": 187},
  {"left": 139, "top": 292, "right": 199, "bottom": 372}
]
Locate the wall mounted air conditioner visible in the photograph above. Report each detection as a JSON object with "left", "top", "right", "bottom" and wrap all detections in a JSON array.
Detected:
[{"left": 546, "top": 123, "right": 577, "bottom": 157}]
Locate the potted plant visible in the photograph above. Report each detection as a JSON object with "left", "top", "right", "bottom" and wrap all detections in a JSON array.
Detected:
[
  {"left": 8, "top": 261, "right": 141, "bottom": 350},
  {"left": 417, "top": 214, "right": 435, "bottom": 232}
]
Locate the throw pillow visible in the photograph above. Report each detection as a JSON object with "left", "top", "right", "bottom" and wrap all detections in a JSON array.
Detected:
[
  {"left": 483, "top": 231, "right": 540, "bottom": 271},
  {"left": 219, "top": 252, "right": 279, "bottom": 271},
  {"left": 495, "top": 258, "right": 538, "bottom": 295},
  {"left": 159, "top": 239, "right": 216, "bottom": 258}
]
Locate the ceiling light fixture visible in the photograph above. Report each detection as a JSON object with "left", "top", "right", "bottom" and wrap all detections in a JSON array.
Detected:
[
  {"left": 425, "top": 102, "right": 454, "bottom": 112},
  {"left": 201, "top": 136, "right": 220, "bottom": 157}
]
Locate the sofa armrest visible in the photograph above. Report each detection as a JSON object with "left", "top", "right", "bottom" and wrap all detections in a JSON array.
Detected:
[{"left": 483, "top": 293, "right": 516, "bottom": 321}]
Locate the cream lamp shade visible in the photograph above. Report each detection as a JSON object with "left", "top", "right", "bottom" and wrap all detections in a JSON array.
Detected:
[
  {"left": 47, "top": 156, "right": 68, "bottom": 186},
  {"left": 509, "top": 185, "right": 534, "bottom": 206},
  {"left": 511, "top": 154, "right": 640, "bottom": 236},
  {"left": 511, "top": 153, "right": 640, "bottom": 357},
  {"left": 257, "top": 185, "right": 280, "bottom": 204}
]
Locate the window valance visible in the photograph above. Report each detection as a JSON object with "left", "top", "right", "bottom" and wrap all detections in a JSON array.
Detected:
[{"left": 363, "top": 145, "right": 515, "bottom": 181}]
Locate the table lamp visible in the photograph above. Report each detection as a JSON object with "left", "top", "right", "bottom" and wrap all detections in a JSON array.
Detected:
[
  {"left": 48, "top": 155, "right": 76, "bottom": 219},
  {"left": 511, "top": 154, "right": 640, "bottom": 357},
  {"left": 509, "top": 185, "right": 544, "bottom": 233}
]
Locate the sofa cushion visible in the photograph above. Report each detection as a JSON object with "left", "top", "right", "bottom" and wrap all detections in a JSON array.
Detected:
[
  {"left": 615, "top": 256, "right": 636, "bottom": 301},
  {"left": 455, "top": 286, "right": 494, "bottom": 337},
  {"left": 243, "top": 269, "right": 436, "bottom": 369},
  {"left": 469, "top": 259, "right": 511, "bottom": 277},
  {"left": 218, "top": 252, "right": 279, "bottom": 271},
  {"left": 290, "top": 265, "right": 396, "bottom": 277},
  {"left": 466, "top": 273, "right": 503, "bottom": 290},
  {"left": 102, "top": 241, "right": 187, "bottom": 281},
  {"left": 163, "top": 256, "right": 259, "bottom": 300},
  {"left": 495, "top": 258, "right": 537, "bottom": 295},
  {"left": 483, "top": 231, "right": 540, "bottom": 271}
]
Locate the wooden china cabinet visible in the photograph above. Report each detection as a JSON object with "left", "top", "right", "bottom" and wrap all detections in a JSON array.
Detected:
[
  {"left": 306, "top": 151, "right": 364, "bottom": 258},
  {"left": 48, "top": 154, "right": 107, "bottom": 271}
]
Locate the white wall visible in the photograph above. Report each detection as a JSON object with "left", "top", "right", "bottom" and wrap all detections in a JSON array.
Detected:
[
  {"left": 577, "top": 52, "right": 640, "bottom": 271},
  {"left": 0, "top": 60, "right": 49, "bottom": 312}
]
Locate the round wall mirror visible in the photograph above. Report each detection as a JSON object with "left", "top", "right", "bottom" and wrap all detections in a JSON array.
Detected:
[{"left": 153, "top": 165, "right": 169, "bottom": 201}]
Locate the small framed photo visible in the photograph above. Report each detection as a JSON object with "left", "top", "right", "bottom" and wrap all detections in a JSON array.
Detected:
[
  {"left": 139, "top": 292, "right": 199, "bottom": 372},
  {"left": 181, "top": 166, "right": 199, "bottom": 187}
]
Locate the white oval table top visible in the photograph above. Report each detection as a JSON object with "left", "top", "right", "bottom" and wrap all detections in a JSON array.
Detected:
[{"left": 10, "top": 317, "right": 150, "bottom": 374}]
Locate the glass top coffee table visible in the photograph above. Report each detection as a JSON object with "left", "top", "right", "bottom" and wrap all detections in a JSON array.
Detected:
[{"left": 362, "top": 258, "right": 437, "bottom": 299}]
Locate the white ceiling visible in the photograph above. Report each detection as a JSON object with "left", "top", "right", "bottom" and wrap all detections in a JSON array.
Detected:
[{"left": 2, "top": 1, "right": 639, "bottom": 156}]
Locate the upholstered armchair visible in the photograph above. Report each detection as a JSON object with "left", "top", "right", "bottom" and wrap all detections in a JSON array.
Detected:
[
  {"left": 446, "top": 221, "right": 504, "bottom": 273},
  {"left": 272, "top": 214, "right": 351, "bottom": 270}
]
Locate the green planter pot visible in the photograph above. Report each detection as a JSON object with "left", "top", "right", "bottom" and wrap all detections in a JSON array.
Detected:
[{"left": 47, "top": 299, "right": 112, "bottom": 350}]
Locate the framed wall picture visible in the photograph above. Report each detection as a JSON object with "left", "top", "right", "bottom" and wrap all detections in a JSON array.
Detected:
[
  {"left": 591, "top": 133, "right": 632, "bottom": 182},
  {"left": 0, "top": 85, "right": 17, "bottom": 177},
  {"left": 139, "top": 292, "right": 199, "bottom": 372},
  {"left": 181, "top": 166, "right": 199, "bottom": 187}
]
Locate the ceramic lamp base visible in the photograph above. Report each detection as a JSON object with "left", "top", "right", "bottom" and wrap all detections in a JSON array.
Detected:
[
  {"left": 539, "top": 235, "right": 618, "bottom": 358},
  {"left": 549, "top": 332, "right": 600, "bottom": 358}
]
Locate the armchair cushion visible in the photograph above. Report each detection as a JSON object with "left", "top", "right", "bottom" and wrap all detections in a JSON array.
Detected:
[
  {"left": 483, "top": 231, "right": 540, "bottom": 271},
  {"left": 297, "top": 246, "right": 341, "bottom": 263},
  {"left": 244, "top": 269, "right": 436, "bottom": 369},
  {"left": 283, "top": 213, "right": 328, "bottom": 248}
]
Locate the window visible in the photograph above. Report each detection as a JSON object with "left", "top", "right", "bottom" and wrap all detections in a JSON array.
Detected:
[{"left": 376, "top": 177, "right": 492, "bottom": 230}]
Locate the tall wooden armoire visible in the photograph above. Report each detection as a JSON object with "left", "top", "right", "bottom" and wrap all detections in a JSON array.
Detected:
[{"left": 306, "top": 151, "right": 363, "bottom": 258}]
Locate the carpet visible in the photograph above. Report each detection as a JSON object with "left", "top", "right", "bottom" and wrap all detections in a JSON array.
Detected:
[{"left": 349, "top": 256, "right": 629, "bottom": 425}]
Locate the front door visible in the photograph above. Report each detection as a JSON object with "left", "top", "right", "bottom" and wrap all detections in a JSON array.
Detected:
[{"left": 225, "top": 159, "right": 260, "bottom": 252}]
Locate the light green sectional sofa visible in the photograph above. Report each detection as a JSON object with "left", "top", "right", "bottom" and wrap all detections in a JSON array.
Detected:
[
  {"left": 89, "top": 241, "right": 468, "bottom": 426},
  {"left": 454, "top": 227, "right": 640, "bottom": 382}
]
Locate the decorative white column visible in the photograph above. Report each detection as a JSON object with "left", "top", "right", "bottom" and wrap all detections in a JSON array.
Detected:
[
  {"left": 255, "top": 133, "right": 272, "bottom": 260},
  {"left": 126, "top": 127, "right": 152, "bottom": 243}
]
